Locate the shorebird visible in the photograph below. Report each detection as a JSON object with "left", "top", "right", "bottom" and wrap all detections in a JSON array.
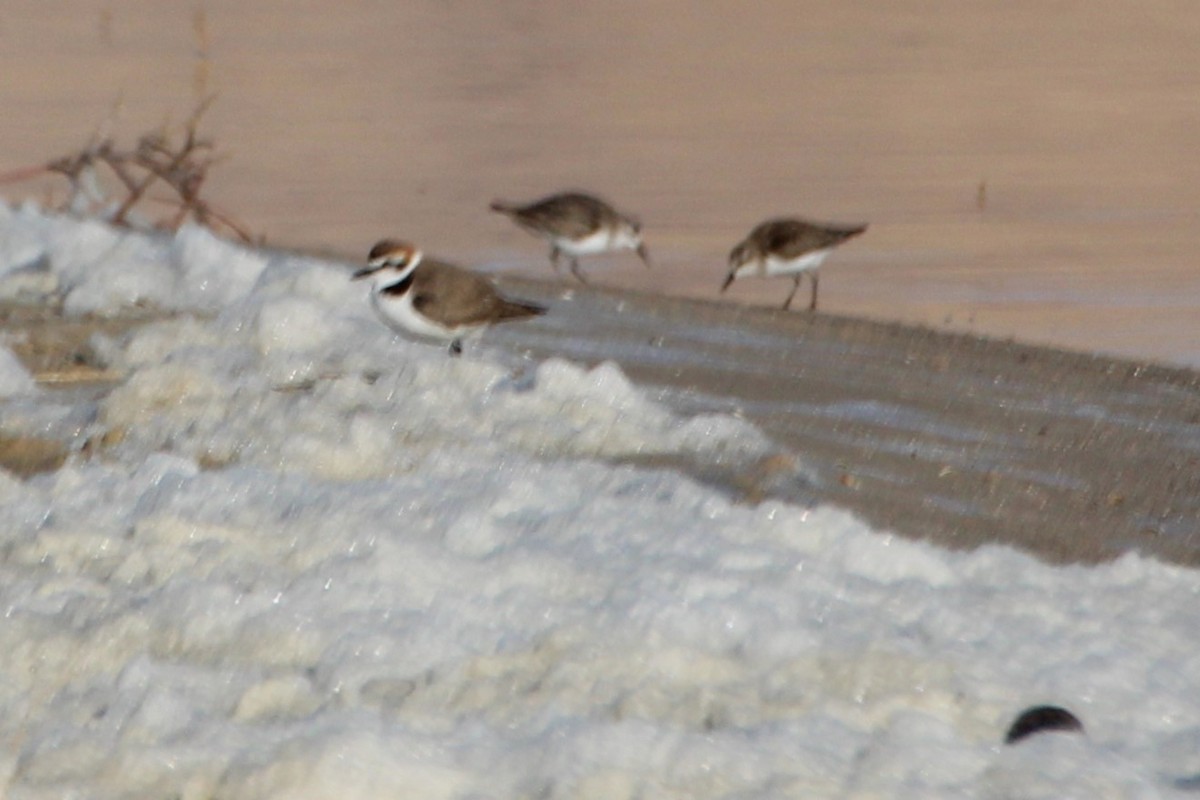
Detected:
[
  {"left": 352, "top": 239, "right": 544, "bottom": 355},
  {"left": 721, "top": 217, "right": 867, "bottom": 311},
  {"left": 490, "top": 191, "right": 651, "bottom": 283}
]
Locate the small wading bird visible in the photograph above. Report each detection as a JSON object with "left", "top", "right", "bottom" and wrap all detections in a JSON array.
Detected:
[
  {"left": 722, "top": 217, "right": 868, "bottom": 311},
  {"left": 352, "top": 239, "right": 544, "bottom": 356},
  {"left": 490, "top": 191, "right": 651, "bottom": 283}
]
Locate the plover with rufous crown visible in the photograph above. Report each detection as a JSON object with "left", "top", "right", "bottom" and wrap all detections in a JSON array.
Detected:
[
  {"left": 352, "top": 239, "right": 544, "bottom": 356},
  {"left": 490, "top": 191, "right": 651, "bottom": 284},
  {"left": 721, "top": 217, "right": 868, "bottom": 311}
]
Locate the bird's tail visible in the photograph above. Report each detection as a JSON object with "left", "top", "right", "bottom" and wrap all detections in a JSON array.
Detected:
[
  {"left": 496, "top": 298, "right": 546, "bottom": 321},
  {"left": 833, "top": 223, "right": 869, "bottom": 242},
  {"left": 489, "top": 200, "right": 520, "bottom": 217}
]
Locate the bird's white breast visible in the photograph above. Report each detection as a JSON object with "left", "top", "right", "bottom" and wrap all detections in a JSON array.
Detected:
[
  {"left": 371, "top": 289, "right": 464, "bottom": 341},
  {"left": 764, "top": 248, "right": 831, "bottom": 277},
  {"left": 555, "top": 228, "right": 615, "bottom": 256}
]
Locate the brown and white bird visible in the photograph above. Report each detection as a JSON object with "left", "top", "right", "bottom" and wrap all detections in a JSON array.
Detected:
[
  {"left": 352, "top": 239, "right": 544, "bottom": 355},
  {"left": 490, "top": 191, "right": 651, "bottom": 283},
  {"left": 721, "top": 218, "right": 868, "bottom": 311}
]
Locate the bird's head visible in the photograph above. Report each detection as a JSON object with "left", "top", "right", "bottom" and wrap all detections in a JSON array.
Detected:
[{"left": 353, "top": 239, "right": 423, "bottom": 286}]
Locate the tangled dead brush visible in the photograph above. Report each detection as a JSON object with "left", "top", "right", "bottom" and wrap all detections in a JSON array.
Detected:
[{"left": 0, "top": 97, "right": 254, "bottom": 243}]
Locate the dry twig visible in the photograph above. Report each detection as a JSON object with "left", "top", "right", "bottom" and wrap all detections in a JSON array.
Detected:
[{"left": 0, "top": 97, "right": 254, "bottom": 243}]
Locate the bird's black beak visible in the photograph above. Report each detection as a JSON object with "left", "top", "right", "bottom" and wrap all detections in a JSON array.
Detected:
[
  {"left": 351, "top": 266, "right": 380, "bottom": 281},
  {"left": 636, "top": 243, "right": 652, "bottom": 269}
]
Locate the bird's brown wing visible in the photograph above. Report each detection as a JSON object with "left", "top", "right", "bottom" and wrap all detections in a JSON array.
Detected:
[
  {"left": 414, "top": 261, "right": 543, "bottom": 327},
  {"left": 517, "top": 193, "right": 610, "bottom": 238},
  {"left": 758, "top": 219, "right": 867, "bottom": 259}
]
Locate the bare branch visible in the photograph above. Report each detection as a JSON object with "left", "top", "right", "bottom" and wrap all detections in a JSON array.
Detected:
[{"left": 1, "top": 96, "right": 255, "bottom": 243}]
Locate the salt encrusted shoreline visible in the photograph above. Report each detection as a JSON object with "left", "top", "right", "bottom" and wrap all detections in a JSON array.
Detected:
[
  {"left": 495, "top": 277, "right": 1200, "bottom": 566},
  {"left": 7, "top": 269, "right": 1199, "bottom": 567}
]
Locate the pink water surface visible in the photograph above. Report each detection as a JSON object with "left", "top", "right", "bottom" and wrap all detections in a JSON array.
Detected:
[{"left": 3, "top": 1, "right": 1198, "bottom": 364}]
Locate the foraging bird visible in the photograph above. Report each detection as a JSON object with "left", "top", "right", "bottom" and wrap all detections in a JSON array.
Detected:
[
  {"left": 352, "top": 239, "right": 544, "bottom": 355},
  {"left": 490, "top": 191, "right": 651, "bottom": 283},
  {"left": 722, "top": 217, "right": 867, "bottom": 311}
]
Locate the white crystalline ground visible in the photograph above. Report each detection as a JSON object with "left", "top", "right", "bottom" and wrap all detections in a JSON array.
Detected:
[
  {"left": 1, "top": 202, "right": 1199, "bottom": 799},
  {"left": 0, "top": 343, "right": 37, "bottom": 397}
]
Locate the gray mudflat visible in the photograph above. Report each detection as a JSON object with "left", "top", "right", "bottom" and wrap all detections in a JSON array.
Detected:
[{"left": 495, "top": 278, "right": 1200, "bottom": 567}]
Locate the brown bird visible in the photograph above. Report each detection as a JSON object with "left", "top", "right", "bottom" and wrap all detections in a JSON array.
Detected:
[
  {"left": 352, "top": 239, "right": 544, "bottom": 355},
  {"left": 490, "top": 191, "right": 651, "bottom": 283},
  {"left": 722, "top": 217, "right": 868, "bottom": 311}
]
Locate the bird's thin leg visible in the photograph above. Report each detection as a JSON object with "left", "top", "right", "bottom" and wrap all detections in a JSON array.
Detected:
[
  {"left": 809, "top": 273, "right": 819, "bottom": 312},
  {"left": 782, "top": 275, "right": 802, "bottom": 310},
  {"left": 549, "top": 246, "right": 563, "bottom": 275},
  {"left": 569, "top": 256, "right": 589, "bottom": 285}
]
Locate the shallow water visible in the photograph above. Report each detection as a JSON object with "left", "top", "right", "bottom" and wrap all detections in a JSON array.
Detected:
[{"left": 2, "top": 1, "right": 1199, "bottom": 365}]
